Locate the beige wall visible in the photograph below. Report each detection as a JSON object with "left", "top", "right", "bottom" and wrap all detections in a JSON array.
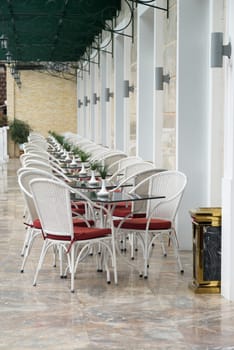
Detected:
[{"left": 7, "top": 68, "right": 77, "bottom": 157}]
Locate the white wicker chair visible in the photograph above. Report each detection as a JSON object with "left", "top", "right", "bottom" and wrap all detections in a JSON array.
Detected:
[
  {"left": 114, "top": 170, "right": 187, "bottom": 278},
  {"left": 29, "top": 178, "right": 117, "bottom": 292}
]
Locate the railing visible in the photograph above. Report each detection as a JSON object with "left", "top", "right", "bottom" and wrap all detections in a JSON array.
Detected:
[{"left": 0, "top": 126, "right": 9, "bottom": 164}]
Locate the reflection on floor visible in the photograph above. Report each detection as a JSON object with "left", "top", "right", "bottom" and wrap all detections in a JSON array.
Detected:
[{"left": 0, "top": 159, "right": 234, "bottom": 350}]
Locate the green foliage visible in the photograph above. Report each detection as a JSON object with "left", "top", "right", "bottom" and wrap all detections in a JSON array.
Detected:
[
  {"left": 71, "top": 146, "right": 90, "bottom": 162},
  {"left": 72, "top": 146, "right": 82, "bottom": 155},
  {"left": 9, "top": 118, "right": 32, "bottom": 144},
  {"left": 48, "top": 131, "right": 65, "bottom": 145},
  {"left": 63, "top": 141, "right": 72, "bottom": 151},
  {"left": 97, "top": 164, "right": 108, "bottom": 179},
  {"left": 79, "top": 150, "right": 91, "bottom": 162},
  {"left": 89, "top": 160, "right": 101, "bottom": 171}
]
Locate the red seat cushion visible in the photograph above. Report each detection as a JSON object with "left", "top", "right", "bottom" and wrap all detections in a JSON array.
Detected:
[
  {"left": 71, "top": 201, "right": 85, "bottom": 209},
  {"left": 71, "top": 201, "right": 86, "bottom": 215},
  {"left": 112, "top": 206, "right": 146, "bottom": 218},
  {"left": 46, "top": 226, "right": 111, "bottom": 241},
  {"left": 31, "top": 218, "right": 94, "bottom": 230},
  {"left": 114, "top": 202, "right": 132, "bottom": 209},
  {"left": 113, "top": 217, "right": 171, "bottom": 230}
]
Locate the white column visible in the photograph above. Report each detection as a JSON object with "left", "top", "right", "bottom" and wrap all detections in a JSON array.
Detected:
[
  {"left": 84, "top": 70, "right": 91, "bottom": 139},
  {"left": 114, "top": 34, "right": 125, "bottom": 151},
  {"left": 208, "top": 0, "right": 225, "bottom": 206},
  {"left": 106, "top": 47, "right": 114, "bottom": 148},
  {"left": 221, "top": 0, "right": 234, "bottom": 301},
  {"left": 153, "top": 4, "right": 164, "bottom": 167},
  {"left": 93, "top": 60, "right": 101, "bottom": 144},
  {"left": 100, "top": 51, "right": 107, "bottom": 146},
  {"left": 77, "top": 72, "right": 85, "bottom": 137},
  {"left": 90, "top": 61, "right": 96, "bottom": 142},
  {"left": 123, "top": 29, "right": 133, "bottom": 154},
  {"left": 176, "top": 0, "right": 210, "bottom": 249},
  {"left": 137, "top": 5, "right": 154, "bottom": 161}
]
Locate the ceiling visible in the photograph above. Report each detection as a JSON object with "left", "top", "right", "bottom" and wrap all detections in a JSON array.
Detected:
[{"left": 0, "top": 0, "right": 121, "bottom": 63}]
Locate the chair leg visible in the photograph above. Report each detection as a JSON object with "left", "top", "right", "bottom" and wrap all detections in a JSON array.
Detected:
[
  {"left": 21, "top": 227, "right": 31, "bottom": 257},
  {"left": 70, "top": 245, "right": 75, "bottom": 293},
  {"left": 33, "top": 240, "right": 50, "bottom": 286},
  {"left": 20, "top": 228, "right": 41, "bottom": 273},
  {"left": 170, "top": 229, "right": 184, "bottom": 273}
]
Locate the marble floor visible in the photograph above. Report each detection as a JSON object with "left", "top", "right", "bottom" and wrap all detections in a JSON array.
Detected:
[{"left": 1, "top": 159, "right": 234, "bottom": 350}]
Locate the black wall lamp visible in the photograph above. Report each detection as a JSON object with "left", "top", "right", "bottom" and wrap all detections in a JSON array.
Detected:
[
  {"left": 123, "top": 80, "right": 134, "bottom": 98},
  {"left": 84, "top": 96, "right": 90, "bottom": 106},
  {"left": 105, "top": 87, "right": 114, "bottom": 102},
  {"left": 92, "top": 92, "right": 100, "bottom": 104},
  {"left": 155, "top": 67, "right": 170, "bottom": 90},
  {"left": 211, "top": 32, "right": 232, "bottom": 68},
  {"left": 78, "top": 99, "right": 83, "bottom": 108}
]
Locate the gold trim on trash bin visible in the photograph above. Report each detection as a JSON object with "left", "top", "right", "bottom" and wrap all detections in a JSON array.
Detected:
[{"left": 189, "top": 207, "right": 221, "bottom": 294}]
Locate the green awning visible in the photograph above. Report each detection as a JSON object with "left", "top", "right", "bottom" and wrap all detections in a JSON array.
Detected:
[{"left": 0, "top": 0, "right": 121, "bottom": 63}]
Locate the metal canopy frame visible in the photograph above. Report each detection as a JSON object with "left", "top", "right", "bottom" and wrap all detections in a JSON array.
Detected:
[{"left": 132, "top": 0, "right": 169, "bottom": 18}]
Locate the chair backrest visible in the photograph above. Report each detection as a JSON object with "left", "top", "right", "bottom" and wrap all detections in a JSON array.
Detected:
[
  {"left": 26, "top": 140, "right": 48, "bottom": 151},
  {"left": 21, "top": 153, "right": 50, "bottom": 167},
  {"left": 137, "top": 171, "right": 187, "bottom": 221},
  {"left": 108, "top": 156, "right": 142, "bottom": 176},
  {"left": 102, "top": 152, "right": 127, "bottom": 169},
  {"left": 30, "top": 178, "right": 74, "bottom": 238},
  {"left": 24, "top": 143, "right": 48, "bottom": 154},
  {"left": 89, "top": 148, "right": 114, "bottom": 162},
  {"left": 108, "top": 160, "right": 154, "bottom": 184},
  {"left": 23, "top": 159, "right": 53, "bottom": 174},
  {"left": 23, "top": 159, "right": 70, "bottom": 181},
  {"left": 18, "top": 168, "right": 59, "bottom": 222},
  {"left": 130, "top": 168, "right": 167, "bottom": 214}
]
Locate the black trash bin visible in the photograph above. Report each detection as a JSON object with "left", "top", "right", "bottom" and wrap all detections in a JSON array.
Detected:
[{"left": 189, "top": 207, "right": 221, "bottom": 294}]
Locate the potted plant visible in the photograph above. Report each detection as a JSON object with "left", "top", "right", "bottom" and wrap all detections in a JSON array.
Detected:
[
  {"left": 70, "top": 146, "right": 81, "bottom": 167},
  {"left": 9, "top": 118, "right": 32, "bottom": 150},
  {"left": 62, "top": 141, "right": 72, "bottom": 162},
  {"left": 78, "top": 150, "right": 91, "bottom": 175},
  {"left": 97, "top": 164, "right": 109, "bottom": 196},
  {"left": 88, "top": 161, "right": 101, "bottom": 185}
]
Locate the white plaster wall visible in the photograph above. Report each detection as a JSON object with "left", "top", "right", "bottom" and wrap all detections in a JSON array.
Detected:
[{"left": 177, "top": 0, "right": 210, "bottom": 249}]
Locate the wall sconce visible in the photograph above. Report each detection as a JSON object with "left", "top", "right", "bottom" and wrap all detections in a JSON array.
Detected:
[
  {"left": 92, "top": 93, "right": 100, "bottom": 104},
  {"left": 155, "top": 67, "right": 170, "bottom": 90},
  {"left": 78, "top": 99, "right": 83, "bottom": 108},
  {"left": 211, "top": 32, "right": 232, "bottom": 68},
  {"left": 0, "top": 34, "right": 8, "bottom": 49},
  {"left": 123, "top": 80, "right": 134, "bottom": 98},
  {"left": 84, "top": 96, "right": 90, "bottom": 106},
  {"left": 105, "top": 87, "right": 114, "bottom": 102}
]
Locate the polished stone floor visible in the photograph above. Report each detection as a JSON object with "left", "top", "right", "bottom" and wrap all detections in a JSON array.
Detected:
[{"left": 1, "top": 159, "right": 234, "bottom": 350}]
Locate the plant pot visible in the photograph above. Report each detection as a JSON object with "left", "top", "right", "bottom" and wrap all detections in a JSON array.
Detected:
[
  {"left": 79, "top": 162, "right": 87, "bottom": 176},
  {"left": 70, "top": 155, "right": 77, "bottom": 167},
  {"left": 97, "top": 179, "right": 109, "bottom": 197},
  {"left": 88, "top": 170, "right": 98, "bottom": 186}
]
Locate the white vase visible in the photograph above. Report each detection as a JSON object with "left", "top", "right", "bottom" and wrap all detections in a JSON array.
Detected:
[
  {"left": 79, "top": 162, "right": 87, "bottom": 175},
  {"left": 70, "top": 155, "right": 77, "bottom": 167},
  {"left": 65, "top": 151, "right": 71, "bottom": 162},
  {"left": 88, "top": 170, "right": 98, "bottom": 185},
  {"left": 97, "top": 179, "right": 109, "bottom": 197}
]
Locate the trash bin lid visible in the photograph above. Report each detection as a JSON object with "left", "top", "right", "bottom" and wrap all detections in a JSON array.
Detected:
[{"left": 189, "top": 207, "right": 221, "bottom": 226}]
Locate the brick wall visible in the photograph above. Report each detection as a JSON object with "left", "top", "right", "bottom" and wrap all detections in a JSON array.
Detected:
[{"left": 7, "top": 68, "right": 77, "bottom": 157}]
